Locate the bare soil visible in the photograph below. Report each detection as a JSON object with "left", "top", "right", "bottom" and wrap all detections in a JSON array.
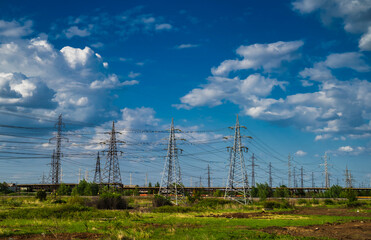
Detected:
[
  {"left": 261, "top": 220, "right": 371, "bottom": 240},
  {"left": 0, "top": 233, "right": 103, "bottom": 240}
]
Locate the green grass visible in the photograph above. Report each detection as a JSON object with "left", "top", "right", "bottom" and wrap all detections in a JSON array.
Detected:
[{"left": 0, "top": 196, "right": 369, "bottom": 239}]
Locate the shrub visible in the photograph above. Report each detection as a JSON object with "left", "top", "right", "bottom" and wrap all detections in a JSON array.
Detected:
[
  {"left": 97, "top": 192, "right": 128, "bottom": 210},
  {"left": 346, "top": 201, "right": 363, "bottom": 208},
  {"left": 324, "top": 185, "right": 343, "bottom": 198},
  {"left": 52, "top": 199, "right": 67, "bottom": 204},
  {"left": 0, "top": 182, "right": 12, "bottom": 194},
  {"left": 36, "top": 190, "right": 47, "bottom": 201},
  {"left": 274, "top": 186, "right": 290, "bottom": 198},
  {"left": 310, "top": 198, "right": 319, "bottom": 204},
  {"left": 67, "top": 196, "right": 87, "bottom": 206},
  {"left": 152, "top": 194, "right": 172, "bottom": 207},
  {"left": 345, "top": 190, "right": 358, "bottom": 202},
  {"left": 213, "top": 189, "right": 224, "bottom": 197},
  {"left": 263, "top": 200, "right": 292, "bottom": 209},
  {"left": 195, "top": 198, "right": 231, "bottom": 208},
  {"left": 256, "top": 183, "right": 273, "bottom": 200},
  {"left": 323, "top": 199, "right": 334, "bottom": 205},
  {"left": 57, "top": 183, "right": 71, "bottom": 196},
  {"left": 297, "top": 199, "right": 308, "bottom": 205}
]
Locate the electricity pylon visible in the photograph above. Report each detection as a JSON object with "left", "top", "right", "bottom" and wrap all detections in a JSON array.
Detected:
[
  {"left": 249, "top": 153, "right": 258, "bottom": 187},
  {"left": 49, "top": 114, "right": 68, "bottom": 184},
  {"left": 207, "top": 164, "right": 211, "bottom": 188},
  {"left": 93, "top": 152, "right": 102, "bottom": 183},
  {"left": 268, "top": 162, "right": 272, "bottom": 188},
  {"left": 159, "top": 118, "right": 185, "bottom": 205},
  {"left": 102, "top": 121, "right": 124, "bottom": 187},
  {"left": 224, "top": 115, "right": 252, "bottom": 204},
  {"left": 300, "top": 166, "right": 304, "bottom": 188},
  {"left": 321, "top": 153, "right": 330, "bottom": 188},
  {"left": 288, "top": 154, "right": 292, "bottom": 188}
]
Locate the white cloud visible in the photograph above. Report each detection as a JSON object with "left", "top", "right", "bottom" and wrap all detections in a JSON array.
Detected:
[
  {"left": 315, "top": 134, "right": 331, "bottom": 141},
  {"left": 64, "top": 26, "right": 91, "bottom": 38},
  {"left": 295, "top": 150, "right": 307, "bottom": 156},
  {"left": 90, "top": 74, "right": 139, "bottom": 89},
  {"left": 325, "top": 52, "right": 370, "bottom": 72},
  {"left": 211, "top": 40, "right": 303, "bottom": 76},
  {"left": 128, "top": 71, "right": 141, "bottom": 78},
  {"left": 338, "top": 146, "right": 354, "bottom": 152},
  {"left": 0, "top": 19, "right": 33, "bottom": 37},
  {"left": 60, "top": 46, "right": 94, "bottom": 69},
  {"left": 292, "top": 0, "right": 371, "bottom": 51},
  {"left": 155, "top": 23, "right": 172, "bottom": 30},
  {"left": 175, "top": 44, "right": 199, "bottom": 49}
]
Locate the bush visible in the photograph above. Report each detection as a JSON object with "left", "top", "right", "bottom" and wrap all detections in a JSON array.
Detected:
[
  {"left": 324, "top": 185, "right": 343, "bottom": 198},
  {"left": 67, "top": 196, "right": 87, "bottom": 206},
  {"left": 52, "top": 199, "right": 67, "bottom": 204},
  {"left": 274, "top": 186, "right": 290, "bottom": 198},
  {"left": 213, "top": 189, "right": 224, "bottom": 197},
  {"left": 263, "top": 200, "right": 292, "bottom": 209},
  {"left": 36, "top": 190, "right": 47, "bottom": 201},
  {"left": 310, "top": 198, "right": 319, "bottom": 204},
  {"left": 346, "top": 201, "right": 363, "bottom": 208},
  {"left": 152, "top": 194, "right": 172, "bottom": 207},
  {"left": 0, "top": 182, "right": 12, "bottom": 194},
  {"left": 297, "top": 199, "right": 308, "bottom": 205},
  {"left": 97, "top": 192, "right": 128, "bottom": 210},
  {"left": 345, "top": 190, "right": 358, "bottom": 202},
  {"left": 256, "top": 183, "right": 273, "bottom": 200},
  {"left": 57, "top": 183, "right": 71, "bottom": 196},
  {"left": 323, "top": 199, "right": 334, "bottom": 205},
  {"left": 195, "top": 198, "right": 231, "bottom": 208}
]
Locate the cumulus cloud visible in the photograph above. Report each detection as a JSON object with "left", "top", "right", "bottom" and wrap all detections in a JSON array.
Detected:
[
  {"left": 292, "top": 0, "right": 371, "bottom": 51},
  {"left": 0, "top": 33, "right": 137, "bottom": 123},
  {"left": 176, "top": 74, "right": 287, "bottom": 109},
  {"left": 338, "top": 146, "right": 353, "bottom": 152},
  {"left": 295, "top": 150, "right": 307, "bottom": 156},
  {"left": 155, "top": 23, "right": 172, "bottom": 30},
  {"left": 211, "top": 40, "right": 303, "bottom": 76},
  {"left": 0, "top": 19, "right": 33, "bottom": 37}
]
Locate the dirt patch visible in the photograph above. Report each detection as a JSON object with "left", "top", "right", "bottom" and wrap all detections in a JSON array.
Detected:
[
  {"left": 0, "top": 232, "right": 103, "bottom": 240},
  {"left": 280, "top": 207, "right": 371, "bottom": 217},
  {"left": 198, "top": 212, "right": 265, "bottom": 218},
  {"left": 261, "top": 220, "right": 371, "bottom": 240}
]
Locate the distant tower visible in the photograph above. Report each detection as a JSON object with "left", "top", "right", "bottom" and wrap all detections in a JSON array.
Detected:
[
  {"left": 300, "top": 166, "right": 304, "bottom": 188},
  {"left": 224, "top": 115, "right": 252, "bottom": 204},
  {"left": 321, "top": 153, "right": 330, "bottom": 188},
  {"left": 312, "top": 172, "right": 315, "bottom": 188},
  {"left": 102, "top": 121, "right": 124, "bottom": 187},
  {"left": 288, "top": 154, "right": 292, "bottom": 188},
  {"left": 249, "top": 153, "right": 258, "bottom": 187},
  {"left": 207, "top": 164, "right": 211, "bottom": 188},
  {"left": 49, "top": 114, "right": 68, "bottom": 184},
  {"left": 293, "top": 166, "right": 297, "bottom": 188},
  {"left": 93, "top": 152, "right": 102, "bottom": 183},
  {"left": 159, "top": 118, "right": 185, "bottom": 205},
  {"left": 268, "top": 162, "right": 272, "bottom": 188}
]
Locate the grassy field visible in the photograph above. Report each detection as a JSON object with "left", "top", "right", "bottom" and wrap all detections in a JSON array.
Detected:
[{"left": 0, "top": 195, "right": 370, "bottom": 239}]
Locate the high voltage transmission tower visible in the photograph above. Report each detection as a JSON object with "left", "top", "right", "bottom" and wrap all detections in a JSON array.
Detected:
[
  {"left": 345, "top": 166, "right": 352, "bottom": 188},
  {"left": 293, "top": 166, "right": 297, "bottom": 188},
  {"left": 249, "top": 153, "right": 258, "bottom": 187},
  {"left": 288, "top": 154, "right": 292, "bottom": 188},
  {"left": 224, "top": 115, "right": 252, "bottom": 205},
  {"left": 321, "top": 153, "right": 330, "bottom": 188},
  {"left": 300, "top": 166, "right": 304, "bottom": 188},
  {"left": 93, "top": 152, "right": 102, "bottom": 183},
  {"left": 159, "top": 118, "right": 185, "bottom": 205},
  {"left": 268, "top": 162, "right": 272, "bottom": 188},
  {"left": 312, "top": 172, "right": 315, "bottom": 188},
  {"left": 207, "top": 164, "right": 211, "bottom": 188},
  {"left": 49, "top": 114, "right": 68, "bottom": 184},
  {"left": 102, "top": 121, "right": 123, "bottom": 187}
]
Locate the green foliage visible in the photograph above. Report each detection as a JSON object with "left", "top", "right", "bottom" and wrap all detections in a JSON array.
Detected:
[
  {"left": 324, "top": 185, "right": 343, "bottom": 198},
  {"left": 273, "top": 185, "right": 290, "bottom": 198},
  {"left": 323, "top": 199, "right": 334, "bottom": 205},
  {"left": 152, "top": 194, "right": 172, "bottom": 207},
  {"left": 35, "top": 190, "right": 47, "bottom": 201},
  {"left": 195, "top": 198, "right": 231, "bottom": 208},
  {"left": 262, "top": 200, "right": 292, "bottom": 209},
  {"left": 0, "top": 182, "right": 12, "bottom": 194},
  {"left": 56, "top": 183, "right": 71, "bottom": 196},
  {"left": 67, "top": 196, "right": 87, "bottom": 206},
  {"left": 297, "top": 199, "right": 308, "bottom": 205},
  {"left": 213, "top": 189, "right": 224, "bottom": 197},
  {"left": 256, "top": 183, "right": 273, "bottom": 200},
  {"left": 71, "top": 180, "right": 99, "bottom": 196},
  {"left": 250, "top": 186, "right": 258, "bottom": 197},
  {"left": 345, "top": 189, "right": 358, "bottom": 202},
  {"left": 97, "top": 192, "right": 128, "bottom": 209},
  {"left": 310, "top": 198, "right": 319, "bottom": 204}
]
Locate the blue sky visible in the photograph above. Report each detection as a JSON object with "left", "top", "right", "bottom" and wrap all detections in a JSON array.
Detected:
[{"left": 0, "top": 0, "right": 370, "bottom": 187}]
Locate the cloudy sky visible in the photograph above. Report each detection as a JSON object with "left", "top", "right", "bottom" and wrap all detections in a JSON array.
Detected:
[{"left": 0, "top": 0, "right": 370, "bottom": 187}]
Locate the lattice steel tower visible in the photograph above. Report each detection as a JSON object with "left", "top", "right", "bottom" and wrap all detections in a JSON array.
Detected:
[
  {"left": 321, "top": 153, "right": 330, "bottom": 188},
  {"left": 102, "top": 121, "right": 123, "bottom": 187},
  {"left": 288, "top": 154, "right": 292, "bottom": 188},
  {"left": 93, "top": 152, "right": 102, "bottom": 183},
  {"left": 159, "top": 118, "right": 185, "bottom": 205},
  {"left": 224, "top": 115, "right": 252, "bottom": 204},
  {"left": 49, "top": 114, "right": 68, "bottom": 184}
]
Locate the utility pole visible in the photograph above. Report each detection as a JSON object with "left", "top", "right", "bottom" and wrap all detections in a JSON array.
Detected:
[
  {"left": 207, "top": 164, "right": 211, "bottom": 188},
  {"left": 293, "top": 166, "right": 297, "bottom": 188},
  {"left": 321, "top": 153, "right": 330, "bottom": 188},
  {"left": 145, "top": 173, "right": 148, "bottom": 187},
  {"left": 300, "top": 166, "right": 304, "bottom": 188},
  {"left": 312, "top": 172, "right": 315, "bottom": 188},
  {"left": 85, "top": 170, "right": 89, "bottom": 182},
  {"left": 224, "top": 115, "right": 252, "bottom": 204},
  {"left": 159, "top": 118, "right": 185, "bottom": 205},
  {"left": 49, "top": 114, "right": 68, "bottom": 184},
  {"left": 249, "top": 153, "right": 258, "bottom": 187},
  {"left": 102, "top": 121, "right": 124, "bottom": 187},
  {"left": 268, "top": 162, "right": 272, "bottom": 188},
  {"left": 78, "top": 168, "right": 81, "bottom": 183},
  {"left": 93, "top": 152, "right": 102, "bottom": 183},
  {"left": 288, "top": 154, "right": 291, "bottom": 188}
]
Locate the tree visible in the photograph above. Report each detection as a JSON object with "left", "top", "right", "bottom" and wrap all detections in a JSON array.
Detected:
[
  {"left": 274, "top": 185, "right": 290, "bottom": 198},
  {"left": 257, "top": 183, "right": 273, "bottom": 200},
  {"left": 57, "top": 183, "right": 71, "bottom": 196}
]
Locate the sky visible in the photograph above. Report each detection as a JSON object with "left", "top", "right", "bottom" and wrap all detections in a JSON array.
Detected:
[{"left": 0, "top": 0, "right": 370, "bottom": 187}]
